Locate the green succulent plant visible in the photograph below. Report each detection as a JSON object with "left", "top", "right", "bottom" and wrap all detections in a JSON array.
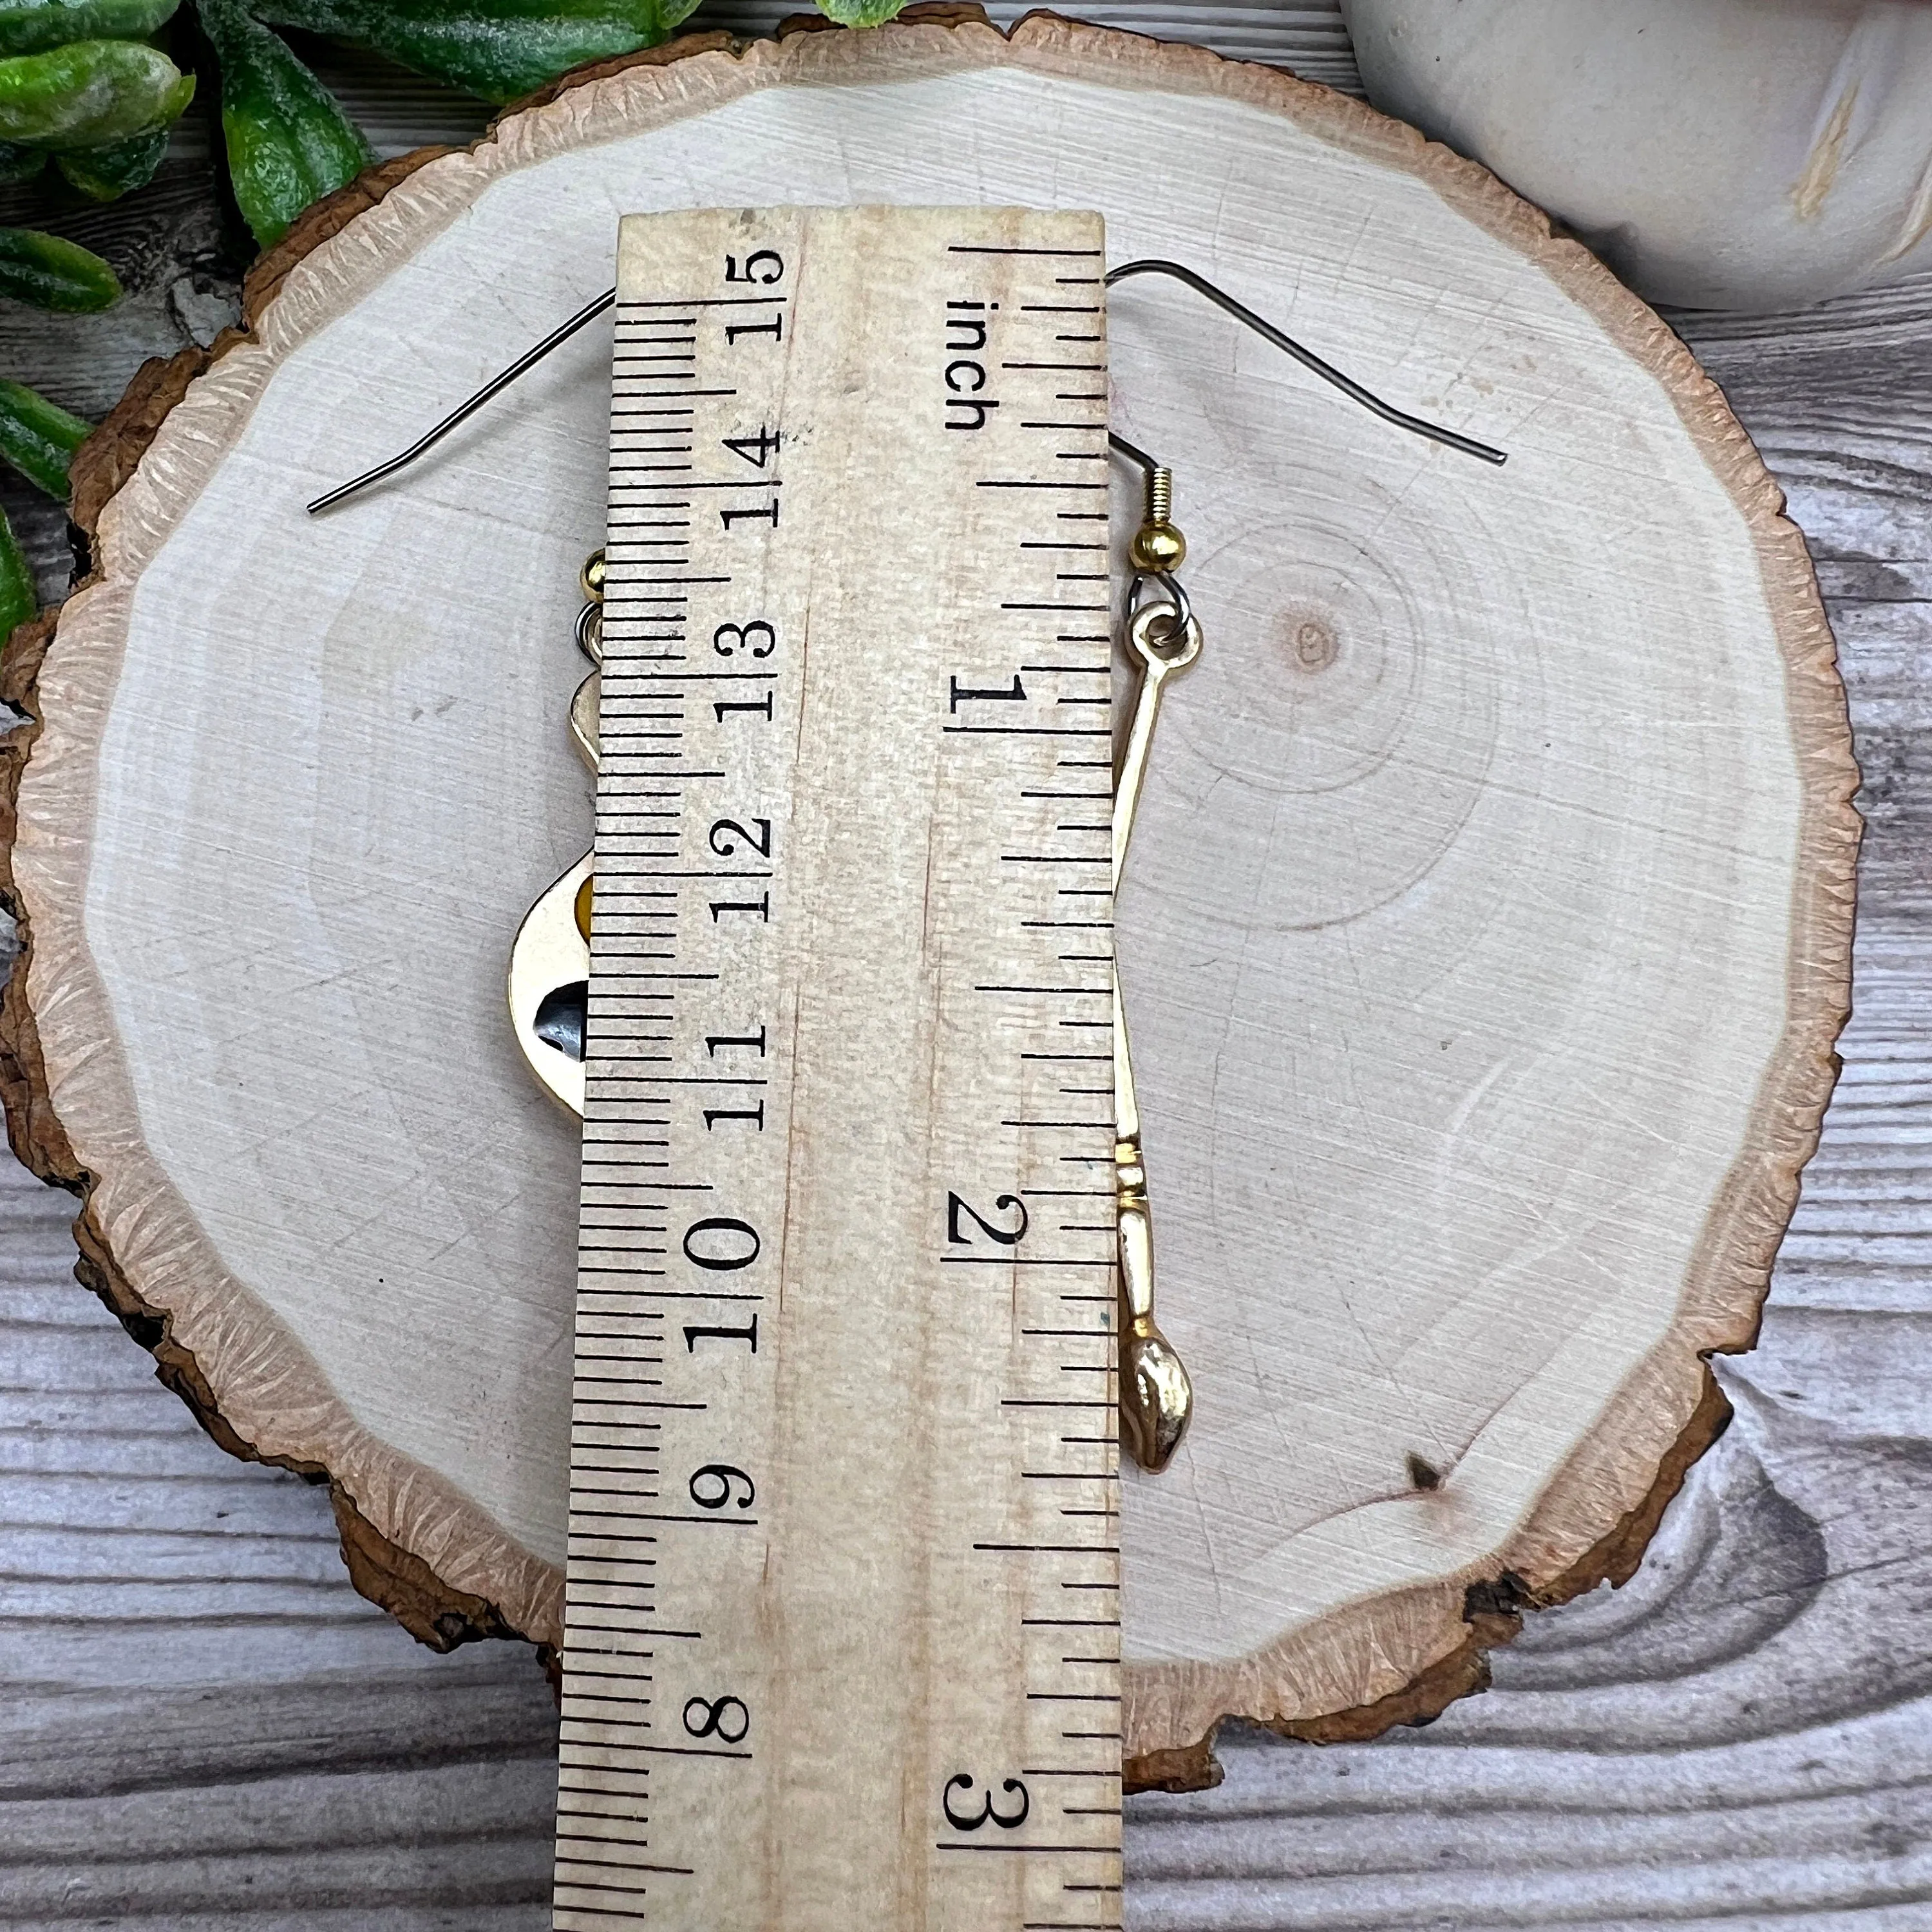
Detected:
[
  {"left": 0, "top": 0, "right": 913, "bottom": 641},
  {"left": 0, "top": 372, "right": 91, "bottom": 641},
  {"left": 0, "top": 0, "right": 912, "bottom": 261}
]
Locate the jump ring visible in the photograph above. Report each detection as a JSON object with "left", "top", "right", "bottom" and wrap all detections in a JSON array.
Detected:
[{"left": 575, "top": 601, "right": 603, "bottom": 665}]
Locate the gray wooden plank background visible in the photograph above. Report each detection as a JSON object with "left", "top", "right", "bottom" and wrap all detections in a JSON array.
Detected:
[{"left": 4, "top": 3, "right": 1930, "bottom": 1925}]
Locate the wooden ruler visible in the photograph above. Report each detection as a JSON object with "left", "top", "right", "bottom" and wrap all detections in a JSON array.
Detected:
[{"left": 553, "top": 205, "right": 1121, "bottom": 1931}]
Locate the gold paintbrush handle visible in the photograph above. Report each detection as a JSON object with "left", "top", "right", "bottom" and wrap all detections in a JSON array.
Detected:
[{"left": 1113, "top": 595, "right": 1202, "bottom": 1472}]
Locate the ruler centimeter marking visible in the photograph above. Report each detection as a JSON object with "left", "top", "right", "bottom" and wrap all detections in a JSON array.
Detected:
[{"left": 554, "top": 205, "right": 1119, "bottom": 1932}]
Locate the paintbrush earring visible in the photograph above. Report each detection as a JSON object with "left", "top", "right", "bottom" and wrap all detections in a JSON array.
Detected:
[{"left": 1109, "top": 459, "right": 1202, "bottom": 1470}]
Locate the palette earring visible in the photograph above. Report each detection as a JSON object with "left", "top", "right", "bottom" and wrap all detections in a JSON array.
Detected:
[{"left": 504, "top": 547, "right": 604, "bottom": 1117}]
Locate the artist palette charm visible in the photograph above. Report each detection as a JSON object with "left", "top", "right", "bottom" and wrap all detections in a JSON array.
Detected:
[{"left": 506, "top": 550, "right": 603, "bottom": 1117}]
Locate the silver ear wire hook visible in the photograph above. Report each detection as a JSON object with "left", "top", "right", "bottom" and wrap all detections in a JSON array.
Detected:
[
  {"left": 307, "top": 288, "right": 617, "bottom": 516},
  {"left": 1103, "top": 257, "right": 1508, "bottom": 468},
  {"left": 1098, "top": 261, "right": 1506, "bottom": 620}
]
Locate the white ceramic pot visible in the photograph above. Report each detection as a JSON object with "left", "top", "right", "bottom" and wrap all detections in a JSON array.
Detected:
[{"left": 1342, "top": 0, "right": 1932, "bottom": 310}]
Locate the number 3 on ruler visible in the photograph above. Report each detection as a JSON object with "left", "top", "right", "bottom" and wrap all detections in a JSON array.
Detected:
[{"left": 942, "top": 1773, "right": 1030, "bottom": 1832}]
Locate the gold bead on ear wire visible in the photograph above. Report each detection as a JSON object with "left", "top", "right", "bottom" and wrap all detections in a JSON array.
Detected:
[{"left": 1127, "top": 466, "right": 1186, "bottom": 574}]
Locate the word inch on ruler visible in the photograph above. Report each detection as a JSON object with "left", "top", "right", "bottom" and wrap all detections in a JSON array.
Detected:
[{"left": 554, "top": 205, "right": 1119, "bottom": 1932}]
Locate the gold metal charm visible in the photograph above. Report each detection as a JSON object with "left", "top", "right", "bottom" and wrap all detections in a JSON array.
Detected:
[
  {"left": 1112, "top": 486, "right": 1205, "bottom": 1473},
  {"left": 508, "top": 851, "right": 591, "bottom": 1115},
  {"left": 507, "top": 551, "right": 600, "bottom": 1115}
]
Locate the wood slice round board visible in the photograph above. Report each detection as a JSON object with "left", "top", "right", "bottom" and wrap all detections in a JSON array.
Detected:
[{"left": 0, "top": 9, "right": 1859, "bottom": 1789}]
